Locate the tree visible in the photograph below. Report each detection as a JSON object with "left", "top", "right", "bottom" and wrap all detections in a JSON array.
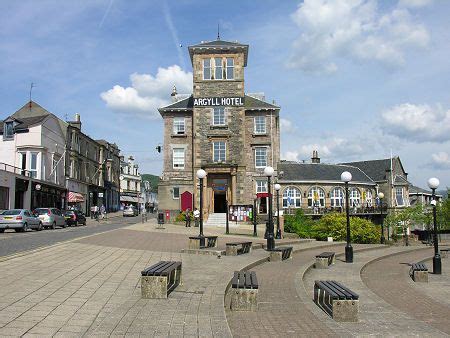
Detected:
[{"left": 284, "top": 209, "right": 314, "bottom": 238}]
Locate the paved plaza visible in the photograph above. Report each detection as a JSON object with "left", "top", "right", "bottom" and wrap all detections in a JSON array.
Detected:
[{"left": 0, "top": 218, "right": 449, "bottom": 337}]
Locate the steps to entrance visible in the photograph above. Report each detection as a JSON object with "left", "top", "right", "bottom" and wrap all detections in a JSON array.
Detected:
[{"left": 205, "top": 213, "right": 236, "bottom": 227}]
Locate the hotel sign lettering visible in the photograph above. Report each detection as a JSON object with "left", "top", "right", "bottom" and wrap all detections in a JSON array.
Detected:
[{"left": 193, "top": 97, "right": 244, "bottom": 107}]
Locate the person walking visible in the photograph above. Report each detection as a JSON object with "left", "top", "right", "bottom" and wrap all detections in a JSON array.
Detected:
[
  {"left": 193, "top": 208, "right": 200, "bottom": 227},
  {"left": 93, "top": 205, "right": 99, "bottom": 221},
  {"left": 185, "top": 208, "right": 191, "bottom": 227},
  {"left": 100, "top": 204, "right": 106, "bottom": 219}
]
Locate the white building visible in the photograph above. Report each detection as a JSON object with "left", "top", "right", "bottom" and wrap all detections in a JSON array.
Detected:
[{"left": 119, "top": 156, "right": 142, "bottom": 208}]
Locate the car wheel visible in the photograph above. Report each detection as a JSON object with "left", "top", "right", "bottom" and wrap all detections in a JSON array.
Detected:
[
  {"left": 74, "top": 221, "right": 78, "bottom": 227},
  {"left": 61, "top": 222, "right": 67, "bottom": 228},
  {"left": 21, "top": 223, "right": 28, "bottom": 232},
  {"left": 37, "top": 222, "right": 43, "bottom": 231},
  {"left": 51, "top": 221, "right": 56, "bottom": 230}
]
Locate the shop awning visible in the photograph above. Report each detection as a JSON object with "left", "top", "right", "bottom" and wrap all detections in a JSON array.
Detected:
[
  {"left": 256, "top": 192, "right": 272, "bottom": 198},
  {"left": 120, "top": 196, "right": 144, "bottom": 203},
  {"left": 68, "top": 191, "right": 84, "bottom": 203}
]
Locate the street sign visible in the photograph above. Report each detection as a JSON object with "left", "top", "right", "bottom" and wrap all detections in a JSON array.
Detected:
[{"left": 98, "top": 193, "right": 104, "bottom": 198}]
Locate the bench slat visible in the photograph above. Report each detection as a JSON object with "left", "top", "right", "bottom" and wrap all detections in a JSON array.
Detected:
[
  {"left": 232, "top": 271, "right": 239, "bottom": 288},
  {"left": 251, "top": 271, "right": 258, "bottom": 289},
  {"left": 315, "top": 280, "right": 358, "bottom": 300},
  {"left": 238, "top": 271, "right": 245, "bottom": 289}
]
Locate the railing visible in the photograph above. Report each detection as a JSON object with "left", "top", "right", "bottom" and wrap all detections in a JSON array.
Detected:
[
  {"left": 283, "top": 206, "right": 388, "bottom": 216},
  {"left": 0, "top": 162, "right": 32, "bottom": 177}
]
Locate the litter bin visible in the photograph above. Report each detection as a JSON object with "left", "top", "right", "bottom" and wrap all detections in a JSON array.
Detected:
[{"left": 158, "top": 212, "right": 164, "bottom": 225}]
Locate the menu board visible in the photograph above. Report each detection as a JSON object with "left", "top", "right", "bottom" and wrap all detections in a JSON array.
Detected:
[{"left": 228, "top": 205, "right": 253, "bottom": 222}]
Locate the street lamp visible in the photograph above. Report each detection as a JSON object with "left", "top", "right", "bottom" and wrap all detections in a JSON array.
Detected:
[
  {"left": 428, "top": 177, "right": 441, "bottom": 274},
  {"left": 197, "top": 169, "right": 207, "bottom": 238},
  {"left": 264, "top": 166, "right": 275, "bottom": 251},
  {"left": 341, "top": 171, "right": 353, "bottom": 263},
  {"left": 275, "top": 183, "right": 281, "bottom": 239},
  {"left": 378, "top": 192, "right": 385, "bottom": 244}
]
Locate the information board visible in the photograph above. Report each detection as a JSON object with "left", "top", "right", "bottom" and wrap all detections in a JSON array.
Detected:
[{"left": 228, "top": 204, "right": 253, "bottom": 222}]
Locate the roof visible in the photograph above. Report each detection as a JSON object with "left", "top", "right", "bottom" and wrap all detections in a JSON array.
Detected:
[
  {"left": 188, "top": 39, "right": 249, "bottom": 66},
  {"left": 0, "top": 115, "right": 48, "bottom": 134},
  {"left": 394, "top": 175, "right": 410, "bottom": 185},
  {"left": 341, "top": 158, "right": 394, "bottom": 181},
  {"left": 409, "top": 184, "right": 431, "bottom": 195},
  {"left": 278, "top": 161, "right": 375, "bottom": 185},
  {"left": 158, "top": 94, "right": 279, "bottom": 113}
]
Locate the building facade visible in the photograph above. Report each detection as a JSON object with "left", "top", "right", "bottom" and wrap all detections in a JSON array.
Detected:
[
  {"left": 97, "top": 140, "right": 121, "bottom": 212},
  {"left": 158, "top": 39, "right": 280, "bottom": 220},
  {"left": 119, "top": 156, "right": 141, "bottom": 208}
]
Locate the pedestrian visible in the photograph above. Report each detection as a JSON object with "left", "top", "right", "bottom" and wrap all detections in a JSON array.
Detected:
[
  {"left": 193, "top": 208, "right": 200, "bottom": 227},
  {"left": 100, "top": 204, "right": 106, "bottom": 219},
  {"left": 94, "top": 205, "right": 99, "bottom": 220},
  {"left": 185, "top": 208, "right": 191, "bottom": 227}
]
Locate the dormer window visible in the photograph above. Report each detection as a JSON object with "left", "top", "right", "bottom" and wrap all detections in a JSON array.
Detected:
[
  {"left": 203, "top": 57, "right": 234, "bottom": 80},
  {"left": 3, "top": 121, "right": 14, "bottom": 140}
]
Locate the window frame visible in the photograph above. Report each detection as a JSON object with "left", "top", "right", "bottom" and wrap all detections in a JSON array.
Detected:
[
  {"left": 254, "top": 116, "right": 266, "bottom": 134},
  {"left": 173, "top": 117, "right": 186, "bottom": 135},
  {"left": 173, "top": 187, "right": 180, "bottom": 199},
  {"left": 282, "top": 187, "right": 302, "bottom": 208},
  {"left": 213, "top": 141, "right": 226, "bottom": 162},
  {"left": 29, "top": 152, "right": 38, "bottom": 179},
  {"left": 3, "top": 121, "right": 14, "bottom": 140},
  {"left": 226, "top": 57, "right": 234, "bottom": 80},
  {"left": 255, "top": 180, "right": 268, "bottom": 193},
  {"left": 349, "top": 188, "right": 361, "bottom": 207},
  {"left": 307, "top": 187, "right": 325, "bottom": 208},
  {"left": 254, "top": 147, "right": 268, "bottom": 168},
  {"left": 396, "top": 187, "right": 405, "bottom": 206},
  {"left": 330, "top": 187, "right": 344, "bottom": 207},
  {"left": 203, "top": 59, "right": 211, "bottom": 80},
  {"left": 202, "top": 57, "right": 235, "bottom": 80},
  {"left": 214, "top": 57, "right": 223, "bottom": 80},
  {"left": 212, "top": 107, "right": 226, "bottom": 126},
  {"left": 172, "top": 148, "right": 185, "bottom": 169}
]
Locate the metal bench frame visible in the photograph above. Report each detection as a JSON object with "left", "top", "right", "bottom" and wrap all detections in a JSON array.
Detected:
[
  {"left": 141, "top": 261, "right": 182, "bottom": 298},
  {"left": 230, "top": 271, "right": 258, "bottom": 311},
  {"left": 269, "top": 246, "right": 293, "bottom": 261},
  {"left": 410, "top": 263, "right": 428, "bottom": 282},
  {"left": 226, "top": 241, "right": 252, "bottom": 256}
]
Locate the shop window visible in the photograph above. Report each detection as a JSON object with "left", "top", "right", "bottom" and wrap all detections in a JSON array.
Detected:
[
  {"left": 308, "top": 187, "right": 325, "bottom": 208},
  {"left": 255, "top": 147, "right": 267, "bottom": 168},
  {"left": 213, "top": 107, "right": 225, "bottom": 126},
  {"left": 213, "top": 141, "right": 226, "bottom": 162},
  {"left": 283, "top": 187, "right": 302, "bottom": 208},
  {"left": 173, "top": 187, "right": 180, "bottom": 199},
  {"left": 173, "top": 148, "right": 185, "bottom": 169},
  {"left": 173, "top": 117, "right": 185, "bottom": 135},
  {"left": 254, "top": 116, "right": 266, "bottom": 134}
]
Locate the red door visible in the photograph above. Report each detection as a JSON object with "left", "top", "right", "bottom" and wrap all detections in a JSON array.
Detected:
[{"left": 180, "top": 191, "right": 193, "bottom": 211}]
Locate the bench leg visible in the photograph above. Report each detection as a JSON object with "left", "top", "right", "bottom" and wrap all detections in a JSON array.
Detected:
[
  {"left": 226, "top": 246, "right": 239, "bottom": 256},
  {"left": 141, "top": 276, "right": 168, "bottom": 299},
  {"left": 440, "top": 251, "right": 448, "bottom": 258},
  {"left": 269, "top": 251, "right": 282, "bottom": 262},
  {"left": 315, "top": 257, "right": 329, "bottom": 269},
  {"left": 332, "top": 299, "right": 359, "bottom": 322},
  {"left": 230, "top": 289, "right": 258, "bottom": 311},
  {"left": 412, "top": 270, "right": 428, "bottom": 283},
  {"left": 188, "top": 238, "right": 201, "bottom": 249}
]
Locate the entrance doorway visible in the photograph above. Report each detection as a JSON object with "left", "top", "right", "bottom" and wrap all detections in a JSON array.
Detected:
[{"left": 214, "top": 192, "right": 226, "bottom": 213}]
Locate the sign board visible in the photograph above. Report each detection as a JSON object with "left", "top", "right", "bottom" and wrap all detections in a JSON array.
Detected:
[
  {"left": 228, "top": 205, "right": 253, "bottom": 222},
  {"left": 193, "top": 97, "right": 244, "bottom": 107},
  {"left": 98, "top": 193, "right": 104, "bottom": 198}
]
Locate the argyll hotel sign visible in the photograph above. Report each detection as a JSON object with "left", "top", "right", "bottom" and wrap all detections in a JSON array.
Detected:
[{"left": 193, "top": 97, "right": 244, "bottom": 107}]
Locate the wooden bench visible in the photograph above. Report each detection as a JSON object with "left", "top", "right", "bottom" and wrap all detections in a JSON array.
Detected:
[
  {"left": 141, "top": 261, "right": 182, "bottom": 298},
  {"left": 440, "top": 248, "right": 449, "bottom": 258},
  {"left": 188, "top": 235, "right": 218, "bottom": 249},
  {"left": 226, "top": 242, "right": 252, "bottom": 256},
  {"left": 410, "top": 263, "right": 428, "bottom": 282},
  {"left": 314, "top": 280, "right": 359, "bottom": 322},
  {"left": 230, "top": 271, "right": 258, "bottom": 311},
  {"left": 269, "top": 246, "right": 293, "bottom": 261},
  {"left": 315, "top": 252, "right": 336, "bottom": 269}
]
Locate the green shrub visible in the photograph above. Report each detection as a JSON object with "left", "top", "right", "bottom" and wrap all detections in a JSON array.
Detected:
[
  {"left": 284, "top": 209, "right": 314, "bottom": 238},
  {"left": 312, "top": 213, "right": 380, "bottom": 244},
  {"left": 175, "top": 211, "right": 186, "bottom": 222}
]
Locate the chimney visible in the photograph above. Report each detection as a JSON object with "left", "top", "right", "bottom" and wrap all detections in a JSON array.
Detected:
[
  {"left": 69, "top": 113, "right": 82, "bottom": 130},
  {"left": 171, "top": 85, "right": 178, "bottom": 102},
  {"left": 311, "top": 150, "right": 320, "bottom": 164}
]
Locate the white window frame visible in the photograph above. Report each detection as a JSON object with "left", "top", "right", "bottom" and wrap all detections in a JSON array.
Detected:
[
  {"left": 308, "top": 187, "right": 325, "bottom": 208},
  {"left": 255, "top": 147, "right": 268, "bottom": 168},
  {"left": 203, "top": 57, "right": 234, "bottom": 80},
  {"left": 365, "top": 189, "right": 373, "bottom": 207},
  {"left": 214, "top": 57, "right": 223, "bottom": 80},
  {"left": 203, "top": 59, "right": 211, "bottom": 80},
  {"left": 173, "top": 117, "right": 185, "bottom": 135},
  {"left": 256, "top": 180, "right": 268, "bottom": 193},
  {"left": 29, "top": 152, "right": 38, "bottom": 179},
  {"left": 349, "top": 188, "right": 361, "bottom": 207},
  {"left": 173, "top": 187, "right": 180, "bottom": 199},
  {"left": 283, "top": 187, "right": 302, "bottom": 208},
  {"left": 330, "top": 187, "right": 344, "bottom": 207},
  {"left": 226, "top": 57, "right": 234, "bottom": 79},
  {"left": 172, "top": 148, "right": 185, "bottom": 169},
  {"left": 254, "top": 116, "right": 266, "bottom": 134},
  {"left": 213, "top": 141, "right": 226, "bottom": 162},
  {"left": 212, "top": 107, "right": 225, "bottom": 126},
  {"left": 396, "top": 187, "right": 405, "bottom": 206}
]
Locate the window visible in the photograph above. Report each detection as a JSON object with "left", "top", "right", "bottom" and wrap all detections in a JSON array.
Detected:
[
  {"left": 349, "top": 188, "right": 361, "bottom": 207},
  {"left": 20, "top": 152, "right": 27, "bottom": 176},
  {"left": 396, "top": 187, "right": 405, "bottom": 206},
  {"left": 330, "top": 187, "right": 344, "bottom": 207},
  {"left": 214, "top": 57, "right": 223, "bottom": 80},
  {"left": 308, "top": 187, "right": 325, "bottom": 208},
  {"left": 256, "top": 180, "right": 267, "bottom": 193},
  {"left": 203, "top": 59, "right": 211, "bottom": 80},
  {"left": 364, "top": 189, "right": 373, "bottom": 207},
  {"left": 226, "top": 58, "right": 234, "bottom": 79},
  {"left": 173, "top": 148, "right": 185, "bottom": 169},
  {"left": 254, "top": 116, "right": 266, "bottom": 134},
  {"left": 283, "top": 187, "right": 302, "bottom": 208},
  {"left": 255, "top": 147, "right": 267, "bottom": 168},
  {"left": 213, "top": 141, "right": 226, "bottom": 162},
  {"left": 3, "top": 122, "right": 13, "bottom": 140},
  {"left": 173, "top": 187, "right": 180, "bottom": 199},
  {"left": 30, "top": 153, "right": 38, "bottom": 179},
  {"left": 173, "top": 117, "right": 185, "bottom": 135},
  {"left": 70, "top": 159, "right": 75, "bottom": 178},
  {"left": 213, "top": 107, "right": 225, "bottom": 126}
]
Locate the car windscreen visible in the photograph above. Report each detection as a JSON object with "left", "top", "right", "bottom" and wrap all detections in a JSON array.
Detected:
[
  {"left": 34, "top": 209, "right": 49, "bottom": 215},
  {"left": 2, "top": 210, "right": 21, "bottom": 215},
  {"left": 64, "top": 211, "right": 75, "bottom": 216}
]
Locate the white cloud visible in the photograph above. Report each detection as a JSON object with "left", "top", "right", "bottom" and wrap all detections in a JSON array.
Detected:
[
  {"left": 280, "top": 118, "right": 296, "bottom": 133},
  {"left": 288, "top": 0, "right": 430, "bottom": 73},
  {"left": 398, "top": 0, "right": 433, "bottom": 8},
  {"left": 381, "top": 103, "right": 450, "bottom": 142},
  {"left": 430, "top": 151, "right": 450, "bottom": 170},
  {"left": 101, "top": 65, "right": 192, "bottom": 119}
]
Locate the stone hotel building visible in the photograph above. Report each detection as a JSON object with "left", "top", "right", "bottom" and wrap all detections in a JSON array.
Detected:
[{"left": 158, "top": 39, "right": 280, "bottom": 220}]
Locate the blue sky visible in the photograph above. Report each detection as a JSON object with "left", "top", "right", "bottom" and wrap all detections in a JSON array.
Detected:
[{"left": 1, "top": 0, "right": 449, "bottom": 189}]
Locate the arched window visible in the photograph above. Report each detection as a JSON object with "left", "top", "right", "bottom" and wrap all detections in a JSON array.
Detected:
[
  {"left": 330, "top": 187, "right": 344, "bottom": 208},
  {"left": 364, "top": 189, "right": 373, "bottom": 207},
  {"left": 308, "top": 187, "right": 325, "bottom": 208},
  {"left": 282, "top": 187, "right": 302, "bottom": 208},
  {"left": 349, "top": 188, "right": 361, "bottom": 207}
]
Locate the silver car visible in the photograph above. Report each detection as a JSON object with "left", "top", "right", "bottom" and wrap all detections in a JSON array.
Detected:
[
  {"left": 33, "top": 208, "right": 67, "bottom": 229},
  {"left": 123, "top": 206, "right": 138, "bottom": 217},
  {"left": 0, "top": 209, "right": 43, "bottom": 232}
]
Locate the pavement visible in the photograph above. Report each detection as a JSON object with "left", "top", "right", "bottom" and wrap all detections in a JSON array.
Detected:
[{"left": 0, "top": 217, "right": 448, "bottom": 337}]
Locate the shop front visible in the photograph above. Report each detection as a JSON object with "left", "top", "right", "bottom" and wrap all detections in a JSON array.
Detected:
[
  {"left": 66, "top": 180, "right": 88, "bottom": 213},
  {"left": 87, "top": 185, "right": 105, "bottom": 216},
  {"left": 30, "top": 181, "right": 66, "bottom": 210}
]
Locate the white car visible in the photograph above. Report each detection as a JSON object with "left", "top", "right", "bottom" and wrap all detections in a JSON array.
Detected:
[{"left": 123, "top": 206, "right": 138, "bottom": 217}]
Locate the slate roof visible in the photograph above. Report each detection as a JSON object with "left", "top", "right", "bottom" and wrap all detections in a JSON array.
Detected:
[
  {"left": 341, "top": 158, "right": 392, "bottom": 181},
  {"left": 188, "top": 39, "right": 249, "bottom": 66},
  {"left": 0, "top": 115, "right": 48, "bottom": 134},
  {"left": 278, "top": 161, "right": 375, "bottom": 184},
  {"left": 409, "top": 184, "right": 431, "bottom": 195},
  {"left": 158, "top": 95, "right": 278, "bottom": 113}
]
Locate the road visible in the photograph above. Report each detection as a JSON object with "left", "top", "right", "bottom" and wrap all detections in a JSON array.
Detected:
[{"left": 0, "top": 215, "right": 148, "bottom": 258}]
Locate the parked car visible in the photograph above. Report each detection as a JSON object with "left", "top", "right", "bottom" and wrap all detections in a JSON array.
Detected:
[
  {"left": 123, "top": 206, "right": 138, "bottom": 217},
  {"left": 63, "top": 210, "right": 86, "bottom": 226},
  {"left": 0, "top": 209, "right": 43, "bottom": 232},
  {"left": 33, "top": 208, "right": 67, "bottom": 229}
]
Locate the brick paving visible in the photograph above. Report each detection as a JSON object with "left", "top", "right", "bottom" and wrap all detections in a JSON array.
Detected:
[{"left": 361, "top": 248, "right": 450, "bottom": 335}]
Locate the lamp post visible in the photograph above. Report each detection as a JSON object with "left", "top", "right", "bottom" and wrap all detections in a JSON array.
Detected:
[
  {"left": 264, "top": 166, "right": 275, "bottom": 251},
  {"left": 196, "top": 169, "right": 207, "bottom": 238},
  {"left": 378, "top": 192, "right": 385, "bottom": 244},
  {"left": 253, "top": 198, "right": 257, "bottom": 237},
  {"left": 341, "top": 171, "right": 353, "bottom": 263},
  {"left": 275, "top": 183, "right": 281, "bottom": 239},
  {"left": 428, "top": 177, "right": 441, "bottom": 274},
  {"left": 225, "top": 185, "right": 229, "bottom": 235}
]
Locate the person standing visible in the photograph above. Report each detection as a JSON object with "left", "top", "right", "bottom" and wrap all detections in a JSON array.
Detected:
[
  {"left": 193, "top": 208, "right": 200, "bottom": 227},
  {"left": 185, "top": 208, "right": 191, "bottom": 227},
  {"left": 100, "top": 204, "right": 106, "bottom": 219}
]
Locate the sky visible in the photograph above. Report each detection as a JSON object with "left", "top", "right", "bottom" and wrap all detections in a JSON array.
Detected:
[{"left": 1, "top": 0, "right": 449, "bottom": 190}]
